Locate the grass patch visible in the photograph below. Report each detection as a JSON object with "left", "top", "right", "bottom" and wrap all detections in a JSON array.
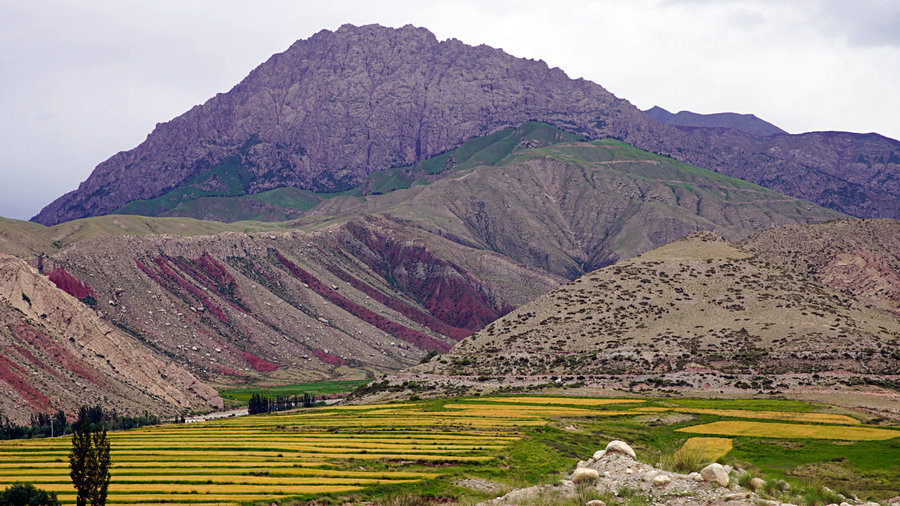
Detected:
[{"left": 219, "top": 379, "right": 371, "bottom": 403}]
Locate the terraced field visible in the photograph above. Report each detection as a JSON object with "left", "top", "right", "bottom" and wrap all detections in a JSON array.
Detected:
[{"left": 1, "top": 396, "right": 898, "bottom": 504}]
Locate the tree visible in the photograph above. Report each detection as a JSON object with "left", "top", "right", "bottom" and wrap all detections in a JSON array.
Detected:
[
  {"left": 69, "top": 415, "right": 111, "bottom": 506},
  {"left": 0, "top": 482, "right": 60, "bottom": 506}
]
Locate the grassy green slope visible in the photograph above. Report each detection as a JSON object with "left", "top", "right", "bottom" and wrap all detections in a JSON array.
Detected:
[
  {"left": 357, "top": 139, "right": 846, "bottom": 277},
  {"left": 115, "top": 155, "right": 254, "bottom": 217},
  {"left": 110, "top": 122, "right": 580, "bottom": 222}
]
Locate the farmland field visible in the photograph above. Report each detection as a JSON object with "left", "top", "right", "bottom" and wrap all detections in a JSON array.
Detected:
[
  {"left": 0, "top": 396, "right": 897, "bottom": 504},
  {"left": 219, "top": 379, "right": 371, "bottom": 405}
]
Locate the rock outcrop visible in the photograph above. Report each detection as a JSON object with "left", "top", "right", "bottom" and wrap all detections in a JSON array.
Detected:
[{"left": 484, "top": 440, "right": 881, "bottom": 506}]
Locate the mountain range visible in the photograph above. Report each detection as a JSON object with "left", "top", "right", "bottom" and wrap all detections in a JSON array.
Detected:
[{"left": 2, "top": 24, "right": 898, "bottom": 422}]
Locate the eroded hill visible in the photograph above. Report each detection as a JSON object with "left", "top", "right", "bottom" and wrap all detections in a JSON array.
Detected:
[
  {"left": 412, "top": 230, "right": 900, "bottom": 379},
  {"left": 0, "top": 255, "right": 221, "bottom": 423}
]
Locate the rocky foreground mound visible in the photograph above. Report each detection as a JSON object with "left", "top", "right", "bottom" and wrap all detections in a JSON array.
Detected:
[{"left": 484, "top": 440, "right": 894, "bottom": 506}]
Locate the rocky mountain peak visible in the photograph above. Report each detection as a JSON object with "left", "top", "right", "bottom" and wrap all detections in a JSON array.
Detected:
[{"left": 33, "top": 24, "right": 900, "bottom": 226}]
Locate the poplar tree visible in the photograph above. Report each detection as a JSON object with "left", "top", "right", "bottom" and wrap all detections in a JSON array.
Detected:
[{"left": 69, "top": 414, "right": 111, "bottom": 506}]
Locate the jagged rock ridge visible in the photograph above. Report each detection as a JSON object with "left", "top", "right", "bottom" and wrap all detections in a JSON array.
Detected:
[{"left": 34, "top": 24, "right": 900, "bottom": 225}]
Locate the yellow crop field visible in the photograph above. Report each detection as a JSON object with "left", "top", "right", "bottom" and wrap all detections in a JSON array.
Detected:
[
  {"left": 675, "top": 437, "right": 733, "bottom": 461},
  {"left": 672, "top": 408, "right": 859, "bottom": 425},
  {"left": 462, "top": 397, "right": 645, "bottom": 406},
  {"left": 2, "top": 395, "right": 897, "bottom": 505},
  {"left": 0, "top": 401, "right": 520, "bottom": 505},
  {"left": 630, "top": 406, "right": 860, "bottom": 425},
  {"left": 677, "top": 421, "right": 900, "bottom": 440}
]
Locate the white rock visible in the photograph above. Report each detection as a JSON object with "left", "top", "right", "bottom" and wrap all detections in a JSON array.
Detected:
[
  {"left": 688, "top": 472, "right": 703, "bottom": 482},
  {"left": 700, "top": 463, "right": 729, "bottom": 487},
  {"left": 625, "top": 468, "right": 633, "bottom": 475},
  {"left": 605, "top": 440, "right": 636, "bottom": 459},
  {"left": 642, "top": 470, "right": 659, "bottom": 482},
  {"left": 572, "top": 467, "right": 600, "bottom": 484},
  {"left": 592, "top": 449, "right": 606, "bottom": 460},
  {"left": 576, "top": 460, "right": 588, "bottom": 468},
  {"left": 652, "top": 474, "right": 671, "bottom": 487},
  {"left": 585, "top": 501, "right": 605, "bottom": 506}
]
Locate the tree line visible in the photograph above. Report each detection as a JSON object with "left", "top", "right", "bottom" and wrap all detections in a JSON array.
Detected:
[
  {"left": 247, "top": 392, "right": 317, "bottom": 414},
  {"left": 0, "top": 405, "right": 173, "bottom": 441}
]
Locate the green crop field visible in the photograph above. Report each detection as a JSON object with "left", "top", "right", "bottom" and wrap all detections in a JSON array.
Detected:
[
  {"left": 219, "top": 379, "right": 372, "bottom": 404},
  {"left": 0, "top": 396, "right": 897, "bottom": 505}
]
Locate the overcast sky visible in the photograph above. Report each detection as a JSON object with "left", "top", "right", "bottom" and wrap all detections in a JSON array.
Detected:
[{"left": 1, "top": 0, "right": 898, "bottom": 221}]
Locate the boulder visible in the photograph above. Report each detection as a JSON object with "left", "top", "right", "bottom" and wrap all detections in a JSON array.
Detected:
[
  {"left": 592, "top": 449, "right": 606, "bottom": 460},
  {"left": 652, "top": 474, "right": 671, "bottom": 487},
  {"left": 585, "top": 501, "right": 606, "bottom": 506},
  {"left": 605, "top": 440, "right": 636, "bottom": 459},
  {"left": 699, "top": 463, "right": 729, "bottom": 487},
  {"left": 688, "top": 472, "right": 703, "bottom": 482},
  {"left": 572, "top": 467, "right": 600, "bottom": 484},
  {"left": 749, "top": 477, "right": 766, "bottom": 491}
]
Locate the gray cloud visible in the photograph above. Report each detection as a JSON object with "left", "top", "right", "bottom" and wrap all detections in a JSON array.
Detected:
[{"left": 813, "top": 0, "right": 900, "bottom": 47}]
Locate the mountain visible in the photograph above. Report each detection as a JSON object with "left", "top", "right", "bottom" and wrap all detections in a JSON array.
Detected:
[
  {"left": 302, "top": 128, "right": 845, "bottom": 278},
  {"left": 2, "top": 214, "right": 559, "bottom": 392},
  {"left": 411, "top": 227, "right": 900, "bottom": 380},
  {"left": 0, "top": 128, "right": 844, "bottom": 404},
  {"left": 33, "top": 24, "right": 900, "bottom": 225},
  {"left": 111, "top": 122, "right": 845, "bottom": 276},
  {"left": 0, "top": 254, "right": 221, "bottom": 423},
  {"left": 644, "top": 106, "right": 786, "bottom": 136}
]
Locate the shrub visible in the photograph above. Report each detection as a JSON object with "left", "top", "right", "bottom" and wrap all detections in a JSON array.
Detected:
[{"left": 0, "top": 483, "right": 59, "bottom": 506}]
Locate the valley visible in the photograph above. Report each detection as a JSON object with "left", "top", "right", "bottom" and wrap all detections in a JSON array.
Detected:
[
  {"left": 1, "top": 19, "right": 898, "bottom": 506},
  {"left": 0, "top": 123, "right": 857, "bottom": 423}
]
